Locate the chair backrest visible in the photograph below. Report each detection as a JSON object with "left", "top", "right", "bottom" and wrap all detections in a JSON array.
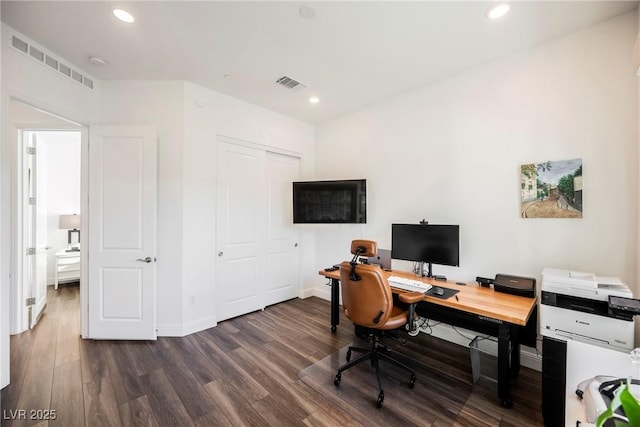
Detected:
[
  {"left": 339, "top": 260, "right": 393, "bottom": 328},
  {"left": 350, "top": 239, "right": 378, "bottom": 257}
]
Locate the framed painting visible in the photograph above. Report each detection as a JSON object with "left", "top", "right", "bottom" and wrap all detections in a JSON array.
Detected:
[{"left": 520, "top": 159, "right": 582, "bottom": 218}]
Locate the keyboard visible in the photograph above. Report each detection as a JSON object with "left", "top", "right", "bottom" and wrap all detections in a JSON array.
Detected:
[{"left": 387, "top": 275, "right": 432, "bottom": 293}]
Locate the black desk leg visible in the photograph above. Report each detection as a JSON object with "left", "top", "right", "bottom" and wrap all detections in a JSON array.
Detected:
[
  {"left": 498, "top": 323, "right": 513, "bottom": 408},
  {"left": 510, "top": 325, "right": 521, "bottom": 379},
  {"left": 330, "top": 278, "right": 340, "bottom": 332}
]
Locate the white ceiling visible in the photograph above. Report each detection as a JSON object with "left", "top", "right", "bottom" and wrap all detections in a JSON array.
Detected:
[{"left": 2, "top": 1, "right": 637, "bottom": 124}]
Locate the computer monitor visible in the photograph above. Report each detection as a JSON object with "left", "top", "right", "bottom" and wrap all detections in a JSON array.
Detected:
[{"left": 391, "top": 223, "right": 460, "bottom": 277}]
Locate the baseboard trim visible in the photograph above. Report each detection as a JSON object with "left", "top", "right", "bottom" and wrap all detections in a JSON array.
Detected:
[
  {"left": 298, "top": 287, "right": 317, "bottom": 299},
  {"left": 157, "top": 315, "right": 217, "bottom": 337},
  {"left": 311, "top": 286, "right": 331, "bottom": 302}
]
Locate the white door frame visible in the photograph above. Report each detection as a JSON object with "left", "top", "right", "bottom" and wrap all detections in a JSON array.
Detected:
[
  {"left": 11, "top": 126, "right": 84, "bottom": 335},
  {"left": 1, "top": 93, "right": 9, "bottom": 389},
  {"left": 1, "top": 95, "right": 89, "bottom": 338}
]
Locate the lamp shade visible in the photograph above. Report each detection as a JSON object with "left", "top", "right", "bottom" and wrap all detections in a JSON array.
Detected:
[{"left": 59, "top": 214, "right": 81, "bottom": 230}]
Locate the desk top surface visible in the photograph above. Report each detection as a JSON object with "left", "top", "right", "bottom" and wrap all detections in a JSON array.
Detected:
[{"left": 319, "top": 267, "right": 537, "bottom": 326}]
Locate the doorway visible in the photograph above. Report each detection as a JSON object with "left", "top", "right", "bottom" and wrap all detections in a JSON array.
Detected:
[
  {"left": 24, "top": 130, "right": 81, "bottom": 328},
  {"left": 8, "top": 100, "right": 82, "bottom": 335}
]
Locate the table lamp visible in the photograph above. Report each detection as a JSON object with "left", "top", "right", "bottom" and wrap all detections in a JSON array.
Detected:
[{"left": 59, "top": 214, "right": 80, "bottom": 251}]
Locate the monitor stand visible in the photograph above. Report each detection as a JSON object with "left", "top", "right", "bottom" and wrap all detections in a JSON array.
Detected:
[{"left": 417, "top": 262, "right": 433, "bottom": 278}]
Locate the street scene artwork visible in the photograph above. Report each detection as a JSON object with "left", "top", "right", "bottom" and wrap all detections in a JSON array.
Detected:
[{"left": 520, "top": 159, "right": 582, "bottom": 219}]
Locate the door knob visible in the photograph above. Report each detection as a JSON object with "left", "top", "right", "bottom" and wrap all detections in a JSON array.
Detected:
[
  {"left": 218, "top": 252, "right": 224, "bottom": 257},
  {"left": 136, "top": 257, "right": 153, "bottom": 263}
]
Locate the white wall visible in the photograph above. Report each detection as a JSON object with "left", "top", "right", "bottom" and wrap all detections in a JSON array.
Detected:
[
  {"left": 315, "top": 13, "right": 638, "bottom": 299},
  {"left": 180, "top": 82, "right": 315, "bottom": 332},
  {"left": 99, "top": 81, "right": 316, "bottom": 335},
  {"left": 100, "top": 81, "right": 185, "bottom": 330},
  {"left": 38, "top": 131, "right": 81, "bottom": 283},
  {"left": 1, "top": 1, "right": 8, "bottom": 391}
]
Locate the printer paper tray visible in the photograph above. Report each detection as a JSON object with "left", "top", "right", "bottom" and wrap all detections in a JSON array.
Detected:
[
  {"left": 540, "top": 304, "right": 634, "bottom": 351},
  {"left": 554, "top": 329, "right": 609, "bottom": 347}
]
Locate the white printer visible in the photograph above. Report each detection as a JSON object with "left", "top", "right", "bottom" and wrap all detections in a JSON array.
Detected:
[{"left": 540, "top": 267, "right": 634, "bottom": 352}]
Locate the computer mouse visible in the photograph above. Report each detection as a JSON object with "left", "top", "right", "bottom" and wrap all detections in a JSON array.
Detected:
[{"left": 432, "top": 286, "right": 444, "bottom": 296}]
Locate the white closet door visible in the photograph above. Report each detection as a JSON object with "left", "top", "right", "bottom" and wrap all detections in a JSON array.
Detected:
[
  {"left": 265, "top": 152, "right": 300, "bottom": 306},
  {"left": 216, "top": 142, "right": 267, "bottom": 321}
]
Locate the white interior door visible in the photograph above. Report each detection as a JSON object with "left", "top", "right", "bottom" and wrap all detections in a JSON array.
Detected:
[
  {"left": 33, "top": 137, "right": 48, "bottom": 323},
  {"left": 88, "top": 126, "right": 157, "bottom": 340},
  {"left": 265, "top": 152, "right": 300, "bottom": 306},
  {"left": 23, "top": 132, "right": 48, "bottom": 327},
  {"left": 216, "top": 141, "right": 266, "bottom": 321}
]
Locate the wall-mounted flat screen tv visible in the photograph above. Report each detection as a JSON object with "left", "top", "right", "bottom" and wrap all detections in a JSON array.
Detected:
[{"left": 293, "top": 179, "right": 366, "bottom": 224}]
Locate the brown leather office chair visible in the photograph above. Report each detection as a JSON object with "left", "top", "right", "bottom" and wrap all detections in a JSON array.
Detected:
[{"left": 333, "top": 239, "right": 423, "bottom": 408}]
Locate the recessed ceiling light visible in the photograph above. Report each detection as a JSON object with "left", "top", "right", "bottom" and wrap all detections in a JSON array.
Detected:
[
  {"left": 487, "top": 3, "right": 510, "bottom": 20},
  {"left": 223, "top": 74, "right": 233, "bottom": 80},
  {"left": 299, "top": 4, "right": 316, "bottom": 19},
  {"left": 113, "top": 8, "right": 135, "bottom": 23},
  {"left": 309, "top": 96, "right": 319, "bottom": 104}
]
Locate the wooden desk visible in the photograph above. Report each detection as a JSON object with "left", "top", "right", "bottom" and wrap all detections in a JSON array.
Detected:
[{"left": 319, "top": 267, "right": 538, "bottom": 408}]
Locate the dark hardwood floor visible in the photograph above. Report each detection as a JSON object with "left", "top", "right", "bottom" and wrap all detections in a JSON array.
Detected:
[{"left": 1, "top": 284, "right": 543, "bottom": 426}]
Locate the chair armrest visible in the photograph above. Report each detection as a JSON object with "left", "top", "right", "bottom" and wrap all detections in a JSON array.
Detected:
[
  {"left": 398, "top": 292, "right": 424, "bottom": 304},
  {"left": 398, "top": 292, "right": 423, "bottom": 333}
]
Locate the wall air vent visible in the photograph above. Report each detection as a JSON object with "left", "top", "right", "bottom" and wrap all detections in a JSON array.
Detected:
[
  {"left": 29, "top": 46, "right": 44, "bottom": 62},
  {"left": 11, "top": 35, "right": 28, "bottom": 53},
  {"left": 276, "top": 75, "right": 307, "bottom": 91},
  {"left": 59, "top": 63, "right": 71, "bottom": 77},
  {"left": 44, "top": 55, "right": 58, "bottom": 70},
  {"left": 9, "top": 33, "right": 95, "bottom": 91}
]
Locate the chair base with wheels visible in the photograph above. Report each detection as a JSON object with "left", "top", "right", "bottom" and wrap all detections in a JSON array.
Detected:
[
  {"left": 334, "top": 331, "right": 416, "bottom": 408},
  {"left": 333, "top": 241, "right": 424, "bottom": 408}
]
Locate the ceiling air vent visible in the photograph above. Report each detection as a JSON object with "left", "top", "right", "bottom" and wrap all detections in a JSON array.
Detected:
[{"left": 276, "top": 76, "right": 307, "bottom": 91}]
